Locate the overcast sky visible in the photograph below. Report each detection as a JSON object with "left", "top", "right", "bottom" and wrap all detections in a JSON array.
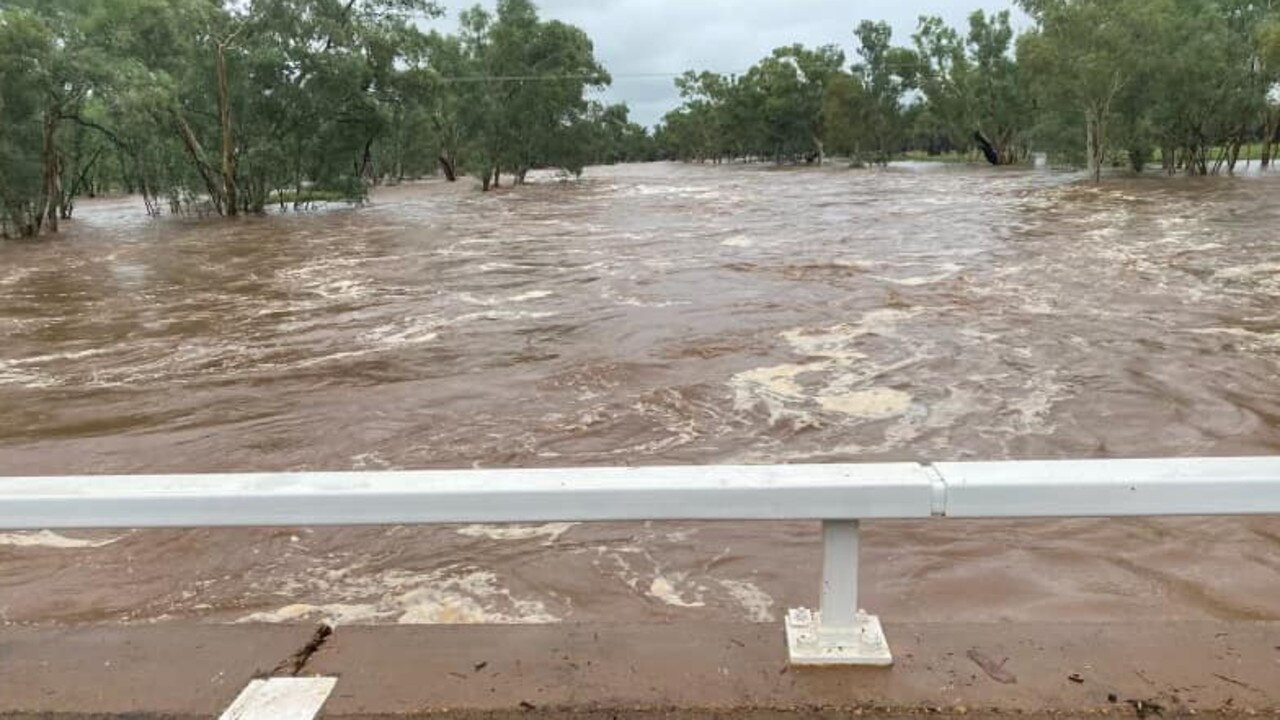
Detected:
[{"left": 423, "top": 0, "right": 1026, "bottom": 128}]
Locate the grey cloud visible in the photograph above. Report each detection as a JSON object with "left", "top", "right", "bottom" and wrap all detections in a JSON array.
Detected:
[{"left": 426, "top": 0, "right": 1025, "bottom": 127}]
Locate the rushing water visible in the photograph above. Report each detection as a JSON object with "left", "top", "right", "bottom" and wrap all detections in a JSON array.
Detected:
[{"left": 1, "top": 162, "right": 1278, "bottom": 626}]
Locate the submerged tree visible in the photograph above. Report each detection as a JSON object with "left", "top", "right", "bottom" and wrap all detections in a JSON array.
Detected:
[
  {"left": 0, "top": 0, "right": 636, "bottom": 237},
  {"left": 659, "top": 0, "right": 1280, "bottom": 179},
  {"left": 912, "top": 10, "right": 1029, "bottom": 165}
]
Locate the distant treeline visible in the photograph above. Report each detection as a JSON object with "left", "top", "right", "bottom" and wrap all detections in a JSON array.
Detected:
[
  {"left": 0, "top": 0, "right": 656, "bottom": 238},
  {"left": 655, "top": 0, "right": 1280, "bottom": 181},
  {"left": 6, "top": 1, "right": 1279, "bottom": 240}
]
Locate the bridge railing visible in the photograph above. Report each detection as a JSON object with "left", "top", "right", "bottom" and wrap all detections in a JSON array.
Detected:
[{"left": 3, "top": 456, "right": 1279, "bottom": 666}]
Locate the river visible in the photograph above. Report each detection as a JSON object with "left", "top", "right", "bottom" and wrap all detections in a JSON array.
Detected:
[{"left": 1, "top": 162, "right": 1277, "bottom": 626}]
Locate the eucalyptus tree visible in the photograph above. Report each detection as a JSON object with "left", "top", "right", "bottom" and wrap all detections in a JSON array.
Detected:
[
  {"left": 0, "top": 2, "right": 101, "bottom": 236},
  {"left": 668, "top": 70, "right": 736, "bottom": 161},
  {"left": 1262, "top": 17, "right": 1280, "bottom": 167},
  {"left": 821, "top": 71, "right": 872, "bottom": 164},
  {"left": 446, "top": 0, "right": 610, "bottom": 189},
  {"left": 851, "top": 21, "right": 918, "bottom": 165},
  {"left": 911, "top": 16, "right": 971, "bottom": 156},
  {"left": 741, "top": 45, "right": 845, "bottom": 164},
  {"left": 586, "top": 103, "right": 654, "bottom": 164},
  {"left": 964, "top": 11, "right": 1030, "bottom": 164},
  {"left": 1017, "top": 0, "right": 1158, "bottom": 180},
  {"left": 208, "top": 0, "right": 443, "bottom": 212},
  {"left": 911, "top": 11, "right": 1030, "bottom": 164}
]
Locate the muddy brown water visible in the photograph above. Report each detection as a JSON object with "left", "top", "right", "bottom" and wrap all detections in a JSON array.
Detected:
[{"left": 0, "top": 162, "right": 1278, "bottom": 627}]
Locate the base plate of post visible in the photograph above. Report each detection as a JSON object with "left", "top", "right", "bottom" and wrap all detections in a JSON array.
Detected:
[{"left": 785, "top": 607, "right": 893, "bottom": 666}]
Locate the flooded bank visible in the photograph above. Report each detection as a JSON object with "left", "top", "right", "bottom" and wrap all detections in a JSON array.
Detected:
[{"left": 1, "top": 162, "right": 1278, "bottom": 626}]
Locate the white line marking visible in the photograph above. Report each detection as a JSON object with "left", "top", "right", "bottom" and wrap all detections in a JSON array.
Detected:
[{"left": 219, "top": 677, "right": 337, "bottom": 720}]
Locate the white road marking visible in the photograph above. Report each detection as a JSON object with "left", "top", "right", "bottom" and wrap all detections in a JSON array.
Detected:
[{"left": 219, "top": 677, "right": 337, "bottom": 720}]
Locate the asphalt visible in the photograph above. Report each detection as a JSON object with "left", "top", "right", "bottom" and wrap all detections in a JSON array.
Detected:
[{"left": 1, "top": 621, "right": 1278, "bottom": 719}]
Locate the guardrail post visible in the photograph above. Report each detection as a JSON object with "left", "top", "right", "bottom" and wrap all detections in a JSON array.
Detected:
[{"left": 785, "top": 520, "right": 892, "bottom": 666}]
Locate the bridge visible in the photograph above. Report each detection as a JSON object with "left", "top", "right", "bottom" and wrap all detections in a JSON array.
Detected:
[{"left": 4, "top": 455, "right": 1278, "bottom": 674}]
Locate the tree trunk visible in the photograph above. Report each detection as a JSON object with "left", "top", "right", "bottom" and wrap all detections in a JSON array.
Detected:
[
  {"left": 1226, "top": 139, "right": 1241, "bottom": 175},
  {"left": 974, "top": 130, "right": 1000, "bottom": 166},
  {"left": 61, "top": 147, "right": 103, "bottom": 220},
  {"left": 492, "top": 166, "right": 500, "bottom": 189},
  {"left": 1085, "top": 108, "right": 1106, "bottom": 183},
  {"left": 1263, "top": 115, "right": 1280, "bottom": 170},
  {"left": 358, "top": 136, "right": 375, "bottom": 182},
  {"left": 174, "top": 113, "right": 225, "bottom": 214},
  {"left": 216, "top": 42, "right": 238, "bottom": 218},
  {"left": 813, "top": 137, "right": 825, "bottom": 167},
  {"left": 38, "top": 108, "right": 61, "bottom": 235},
  {"left": 1191, "top": 144, "right": 1208, "bottom": 176},
  {"left": 137, "top": 155, "right": 159, "bottom": 217},
  {"left": 438, "top": 155, "right": 457, "bottom": 181}
]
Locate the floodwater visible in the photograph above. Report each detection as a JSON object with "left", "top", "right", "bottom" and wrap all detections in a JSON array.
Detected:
[{"left": 1, "top": 162, "right": 1278, "bottom": 627}]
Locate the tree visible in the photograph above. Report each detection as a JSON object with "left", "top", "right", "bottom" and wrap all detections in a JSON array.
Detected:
[
  {"left": 1262, "top": 17, "right": 1280, "bottom": 167},
  {"left": 912, "top": 15, "right": 971, "bottom": 157},
  {"left": 853, "top": 21, "right": 917, "bottom": 165},
  {"left": 822, "top": 72, "right": 872, "bottom": 164},
  {"left": 742, "top": 45, "right": 845, "bottom": 164},
  {"left": 1018, "top": 0, "right": 1160, "bottom": 180},
  {"left": 0, "top": 4, "right": 98, "bottom": 236},
  {"left": 966, "top": 10, "right": 1031, "bottom": 164}
]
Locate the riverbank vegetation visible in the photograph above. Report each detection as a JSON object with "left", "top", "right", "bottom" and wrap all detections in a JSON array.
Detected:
[
  {"left": 5, "top": 0, "right": 1280, "bottom": 239},
  {"left": 657, "top": 0, "right": 1280, "bottom": 182},
  {"left": 0, "top": 0, "right": 654, "bottom": 238}
]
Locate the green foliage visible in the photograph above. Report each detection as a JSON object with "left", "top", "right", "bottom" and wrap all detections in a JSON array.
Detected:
[
  {"left": 0, "top": 0, "right": 642, "bottom": 237},
  {"left": 659, "top": 45, "right": 849, "bottom": 165},
  {"left": 659, "top": 0, "right": 1280, "bottom": 178},
  {"left": 822, "top": 72, "right": 871, "bottom": 162},
  {"left": 0, "top": 9, "right": 53, "bottom": 236},
  {"left": 912, "top": 10, "right": 1030, "bottom": 164},
  {"left": 1015, "top": 0, "right": 1280, "bottom": 178}
]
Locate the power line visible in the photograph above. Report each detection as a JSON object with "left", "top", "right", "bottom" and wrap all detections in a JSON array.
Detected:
[
  {"left": 432, "top": 72, "right": 708, "bottom": 83},
  {"left": 432, "top": 65, "right": 942, "bottom": 84}
]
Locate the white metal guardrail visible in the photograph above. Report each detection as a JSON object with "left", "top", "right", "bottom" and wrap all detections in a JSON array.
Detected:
[{"left": 2, "top": 457, "right": 1279, "bottom": 666}]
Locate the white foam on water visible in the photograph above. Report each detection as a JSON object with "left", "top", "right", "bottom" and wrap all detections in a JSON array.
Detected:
[
  {"left": 0, "top": 367, "right": 56, "bottom": 388},
  {"left": 1010, "top": 373, "right": 1064, "bottom": 434},
  {"left": 509, "top": 290, "right": 554, "bottom": 302},
  {"left": 451, "top": 309, "right": 557, "bottom": 324},
  {"left": 0, "top": 347, "right": 115, "bottom": 366},
  {"left": 239, "top": 566, "right": 559, "bottom": 626},
  {"left": 359, "top": 318, "right": 441, "bottom": 346},
  {"left": 1215, "top": 262, "right": 1280, "bottom": 279},
  {"left": 290, "top": 347, "right": 385, "bottom": 369},
  {"left": 239, "top": 602, "right": 386, "bottom": 625},
  {"left": 816, "top": 388, "right": 913, "bottom": 418},
  {"left": 717, "top": 578, "right": 775, "bottom": 622},
  {"left": 730, "top": 308, "right": 918, "bottom": 423},
  {"left": 0, "top": 346, "right": 123, "bottom": 387},
  {"left": 592, "top": 544, "right": 708, "bottom": 608},
  {"left": 611, "top": 295, "right": 692, "bottom": 308},
  {"left": 647, "top": 575, "right": 705, "bottom": 608},
  {"left": 0, "top": 530, "right": 123, "bottom": 549},
  {"left": 456, "top": 523, "right": 578, "bottom": 544},
  {"left": 721, "top": 236, "right": 753, "bottom": 248},
  {"left": 458, "top": 289, "right": 553, "bottom": 306},
  {"left": 0, "top": 266, "right": 38, "bottom": 287},
  {"left": 1184, "top": 326, "right": 1280, "bottom": 351},
  {"left": 350, "top": 452, "right": 396, "bottom": 470},
  {"left": 728, "top": 363, "right": 817, "bottom": 424},
  {"left": 871, "top": 262, "right": 966, "bottom": 287}
]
